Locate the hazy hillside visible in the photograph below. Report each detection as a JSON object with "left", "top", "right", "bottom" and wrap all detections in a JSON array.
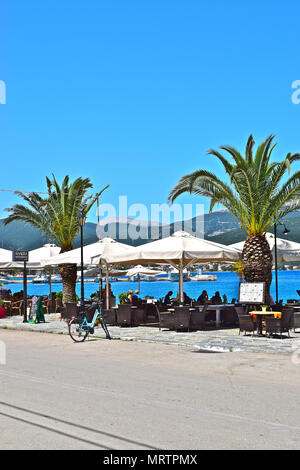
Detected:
[{"left": 0, "top": 210, "right": 299, "bottom": 250}]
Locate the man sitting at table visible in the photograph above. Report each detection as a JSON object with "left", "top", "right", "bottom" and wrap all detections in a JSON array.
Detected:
[
  {"left": 197, "top": 290, "right": 208, "bottom": 304},
  {"left": 210, "top": 291, "right": 222, "bottom": 304}
]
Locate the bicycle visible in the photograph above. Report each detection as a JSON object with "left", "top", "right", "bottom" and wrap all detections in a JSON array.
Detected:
[{"left": 68, "top": 299, "right": 111, "bottom": 342}]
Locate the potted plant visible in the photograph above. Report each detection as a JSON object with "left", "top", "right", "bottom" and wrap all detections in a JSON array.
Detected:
[
  {"left": 118, "top": 292, "right": 128, "bottom": 304},
  {"left": 0, "top": 297, "right": 6, "bottom": 319}
]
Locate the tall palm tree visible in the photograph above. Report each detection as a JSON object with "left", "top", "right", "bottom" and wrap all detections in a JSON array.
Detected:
[
  {"left": 169, "top": 135, "right": 300, "bottom": 304},
  {"left": 3, "top": 175, "right": 109, "bottom": 304}
]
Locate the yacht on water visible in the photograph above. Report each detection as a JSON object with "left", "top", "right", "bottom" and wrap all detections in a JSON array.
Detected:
[
  {"left": 50, "top": 274, "right": 62, "bottom": 283},
  {"left": 167, "top": 268, "right": 190, "bottom": 282},
  {"left": 190, "top": 268, "right": 217, "bottom": 281},
  {"left": 32, "top": 273, "right": 49, "bottom": 283}
]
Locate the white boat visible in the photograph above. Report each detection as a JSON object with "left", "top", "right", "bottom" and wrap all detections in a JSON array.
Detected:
[
  {"left": 167, "top": 268, "right": 190, "bottom": 282},
  {"left": 50, "top": 274, "right": 62, "bottom": 283},
  {"left": 32, "top": 273, "right": 49, "bottom": 283},
  {"left": 190, "top": 268, "right": 217, "bottom": 281}
]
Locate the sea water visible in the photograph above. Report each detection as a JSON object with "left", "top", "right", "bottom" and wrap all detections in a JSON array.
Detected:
[{"left": 3, "top": 271, "right": 300, "bottom": 303}]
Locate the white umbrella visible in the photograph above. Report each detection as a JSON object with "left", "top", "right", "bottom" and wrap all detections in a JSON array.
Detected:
[
  {"left": 42, "top": 237, "right": 133, "bottom": 308},
  {"left": 0, "top": 247, "right": 14, "bottom": 269},
  {"left": 8, "top": 244, "right": 61, "bottom": 269},
  {"left": 124, "top": 265, "right": 165, "bottom": 291},
  {"left": 229, "top": 232, "right": 300, "bottom": 262},
  {"left": 101, "top": 231, "right": 241, "bottom": 302}
]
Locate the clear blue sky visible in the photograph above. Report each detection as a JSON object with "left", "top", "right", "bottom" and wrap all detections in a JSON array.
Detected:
[{"left": 1, "top": 0, "right": 300, "bottom": 224}]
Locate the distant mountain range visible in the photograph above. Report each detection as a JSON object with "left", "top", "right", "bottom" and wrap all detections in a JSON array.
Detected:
[{"left": 0, "top": 210, "right": 299, "bottom": 251}]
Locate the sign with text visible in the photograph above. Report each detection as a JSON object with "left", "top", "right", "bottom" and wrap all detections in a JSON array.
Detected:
[
  {"left": 13, "top": 250, "right": 29, "bottom": 262},
  {"left": 239, "top": 282, "right": 265, "bottom": 304}
]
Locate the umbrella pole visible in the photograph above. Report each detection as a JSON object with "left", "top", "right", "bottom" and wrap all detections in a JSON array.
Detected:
[
  {"left": 49, "top": 270, "right": 52, "bottom": 297},
  {"left": 179, "top": 259, "right": 184, "bottom": 304},
  {"left": 138, "top": 273, "right": 140, "bottom": 293},
  {"left": 105, "top": 264, "right": 109, "bottom": 309}
]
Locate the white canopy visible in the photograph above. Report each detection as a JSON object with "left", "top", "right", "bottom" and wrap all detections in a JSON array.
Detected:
[
  {"left": 41, "top": 237, "right": 132, "bottom": 267},
  {"left": 100, "top": 231, "right": 241, "bottom": 302},
  {"left": 229, "top": 232, "right": 300, "bottom": 262},
  {"left": 101, "top": 231, "right": 241, "bottom": 265},
  {"left": 0, "top": 247, "right": 14, "bottom": 268},
  {"left": 125, "top": 265, "right": 165, "bottom": 278},
  {"left": 6, "top": 244, "right": 60, "bottom": 269}
]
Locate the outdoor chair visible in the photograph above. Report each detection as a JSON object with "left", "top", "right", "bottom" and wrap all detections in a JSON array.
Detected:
[
  {"left": 131, "top": 306, "right": 146, "bottom": 326},
  {"left": 265, "top": 307, "right": 293, "bottom": 338},
  {"left": 55, "top": 298, "right": 63, "bottom": 313},
  {"left": 10, "top": 300, "right": 23, "bottom": 316},
  {"left": 116, "top": 304, "right": 133, "bottom": 327},
  {"left": 235, "top": 306, "right": 246, "bottom": 318},
  {"left": 238, "top": 315, "right": 257, "bottom": 336},
  {"left": 221, "top": 306, "right": 238, "bottom": 326},
  {"left": 102, "top": 308, "right": 117, "bottom": 326},
  {"left": 158, "top": 311, "right": 175, "bottom": 331},
  {"left": 174, "top": 306, "right": 191, "bottom": 332},
  {"left": 189, "top": 303, "right": 207, "bottom": 331},
  {"left": 293, "top": 313, "right": 300, "bottom": 332}
]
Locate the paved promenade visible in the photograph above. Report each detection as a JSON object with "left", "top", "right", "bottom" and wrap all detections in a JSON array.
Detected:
[{"left": 1, "top": 313, "right": 300, "bottom": 355}]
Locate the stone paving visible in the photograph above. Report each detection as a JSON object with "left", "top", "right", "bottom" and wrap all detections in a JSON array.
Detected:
[{"left": 1, "top": 313, "right": 300, "bottom": 355}]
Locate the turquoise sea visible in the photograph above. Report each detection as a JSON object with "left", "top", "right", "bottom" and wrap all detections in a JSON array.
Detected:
[{"left": 3, "top": 271, "right": 300, "bottom": 303}]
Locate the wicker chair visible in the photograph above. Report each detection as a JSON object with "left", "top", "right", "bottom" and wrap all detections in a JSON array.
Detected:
[
  {"left": 102, "top": 308, "right": 117, "bottom": 326},
  {"left": 158, "top": 311, "right": 175, "bottom": 330},
  {"left": 265, "top": 308, "right": 293, "bottom": 338},
  {"left": 293, "top": 312, "right": 300, "bottom": 332},
  {"left": 235, "top": 306, "right": 246, "bottom": 318},
  {"left": 221, "top": 306, "right": 238, "bottom": 326},
  {"left": 116, "top": 304, "right": 133, "bottom": 327},
  {"left": 174, "top": 306, "right": 191, "bottom": 332},
  {"left": 55, "top": 298, "right": 63, "bottom": 313},
  {"left": 190, "top": 304, "right": 207, "bottom": 331},
  {"left": 10, "top": 300, "right": 23, "bottom": 316},
  {"left": 132, "top": 307, "right": 146, "bottom": 326},
  {"left": 238, "top": 315, "right": 257, "bottom": 336}
]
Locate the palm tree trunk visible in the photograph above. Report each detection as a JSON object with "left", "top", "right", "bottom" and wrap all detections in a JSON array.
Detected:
[
  {"left": 242, "top": 234, "right": 273, "bottom": 305},
  {"left": 58, "top": 264, "right": 78, "bottom": 305}
]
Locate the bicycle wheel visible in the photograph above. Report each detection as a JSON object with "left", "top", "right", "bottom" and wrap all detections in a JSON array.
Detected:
[
  {"left": 100, "top": 316, "right": 111, "bottom": 339},
  {"left": 68, "top": 318, "right": 89, "bottom": 342}
]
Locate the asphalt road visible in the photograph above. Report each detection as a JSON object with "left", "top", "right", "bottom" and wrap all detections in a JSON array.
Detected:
[{"left": 0, "top": 329, "right": 300, "bottom": 450}]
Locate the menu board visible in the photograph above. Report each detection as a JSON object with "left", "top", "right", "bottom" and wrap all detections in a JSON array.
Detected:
[{"left": 239, "top": 282, "right": 265, "bottom": 304}]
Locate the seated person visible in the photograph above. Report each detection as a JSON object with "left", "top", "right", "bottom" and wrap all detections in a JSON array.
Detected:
[
  {"left": 127, "top": 290, "right": 134, "bottom": 303},
  {"left": 131, "top": 290, "right": 141, "bottom": 306},
  {"left": 197, "top": 290, "right": 208, "bottom": 304},
  {"left": 173, "top": 291, "right": 192, "bottom": 304},
  {"left": 210, "top": 291, "right": 222, "bottom": 304},
  {"left": 163, "top": 291, "right": 173, "bottom": 305}
]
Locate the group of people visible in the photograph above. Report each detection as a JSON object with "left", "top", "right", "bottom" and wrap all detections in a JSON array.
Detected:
[{"left": 163, "top": 289, "right": 228, "bottom": 305}]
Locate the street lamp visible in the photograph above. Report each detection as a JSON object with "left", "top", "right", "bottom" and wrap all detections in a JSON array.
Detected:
[
  {"left": 274, "top": 221, "right": 290, "bottom": 305},
  {"left": 77, "top": 211, "right": 86, "bottom": 313}
]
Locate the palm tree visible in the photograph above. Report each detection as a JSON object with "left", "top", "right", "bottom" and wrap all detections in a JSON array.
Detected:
[
  {"left": 3, "top": 175, "right": 109, "bottom": 304},
  {"left": 169, "top": 135, "right": 300, "bottom": 304}
]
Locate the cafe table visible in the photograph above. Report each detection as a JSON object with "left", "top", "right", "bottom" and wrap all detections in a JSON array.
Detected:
[
  {"left": 250, "top": 310, "right": 282, "bottom": 335},
  {"left": 207, "top": 304, "right": 235, "bottom": 328}
]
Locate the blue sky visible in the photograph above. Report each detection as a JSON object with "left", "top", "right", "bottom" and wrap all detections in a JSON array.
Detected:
[{"left": 1, "top": 0, "right": 300, "bottom": 224}]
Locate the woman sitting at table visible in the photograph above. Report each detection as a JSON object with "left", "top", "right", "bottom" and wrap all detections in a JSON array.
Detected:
[
  {"left": 210, "top": 291, "right": 222, "bottom": 304},
  {"left": 163, "top": 291, "right": 173, "bottom": 305},
  {"left": 174, "top": 291, "right": 192, "bottom": 304}
]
